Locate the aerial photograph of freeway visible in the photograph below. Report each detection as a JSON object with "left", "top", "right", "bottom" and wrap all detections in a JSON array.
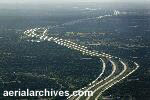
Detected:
[{"left": 0, "top": 0, "right": 150, "bottom": 100}]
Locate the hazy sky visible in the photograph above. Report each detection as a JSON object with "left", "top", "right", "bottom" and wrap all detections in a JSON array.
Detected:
[{"left": 0, "top": 0, "right": 149, "bottom": 4}]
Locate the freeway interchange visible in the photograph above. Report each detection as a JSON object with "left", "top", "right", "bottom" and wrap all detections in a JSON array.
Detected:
[{"left": 23, "top": 28, "right": 139, "bottom": 100}]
